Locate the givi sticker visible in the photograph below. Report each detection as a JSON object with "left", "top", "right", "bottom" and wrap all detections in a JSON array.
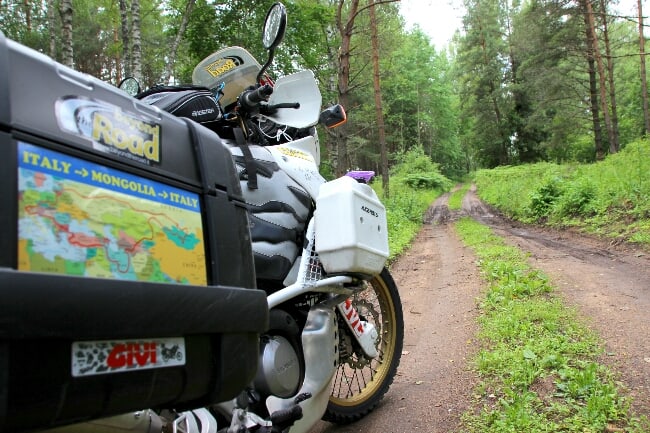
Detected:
[{"left": 71, "top": 337, "right": 185, "bottom": 377}]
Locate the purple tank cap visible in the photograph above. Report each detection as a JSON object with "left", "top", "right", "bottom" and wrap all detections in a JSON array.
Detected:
[{"left": 345, "top": 170, "right": 375, "bottom": 183}]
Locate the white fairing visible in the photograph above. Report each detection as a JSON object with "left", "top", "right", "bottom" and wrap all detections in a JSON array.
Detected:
[
  {"left": 268, "top": 136, "right": 325, "bottom": 199},
  {"left": 266, "top": 306, "right": 338, "bottom": 433},
  {"left": 263, "top": 70, "right": 322, "bottom": 129}
]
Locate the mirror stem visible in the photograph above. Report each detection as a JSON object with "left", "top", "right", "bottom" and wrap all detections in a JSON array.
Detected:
[{"left": 257, "top": 48, "right": 275, "bottom": 84}]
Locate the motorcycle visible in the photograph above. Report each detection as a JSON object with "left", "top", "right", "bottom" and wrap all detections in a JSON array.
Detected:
[{"left": 1, "top": 3, "right": 403, "bottom": 433}]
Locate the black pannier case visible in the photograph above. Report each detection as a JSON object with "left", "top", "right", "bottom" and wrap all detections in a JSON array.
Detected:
[{"left": 0, "top": 32, "right": 267, "bottom": 432}]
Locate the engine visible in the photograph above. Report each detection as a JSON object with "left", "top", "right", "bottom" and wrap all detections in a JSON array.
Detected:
[{"left": 254, "top": 309, "right": 304, "bottom": 399}]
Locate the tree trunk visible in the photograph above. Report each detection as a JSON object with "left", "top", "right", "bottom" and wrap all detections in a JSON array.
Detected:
[
  {"left": 335, "top": 0, "right": 360, "bottom": 177},
  {"left": 333, "top": 0, "right": 398, "bottom": 176},
  {"left": 369, "top": 0, "right": 389, "bottom": 197},
  {"left": 48, "top": 1, "right": 56, "bottom": 59},
  {"left": 163, "top": 0, "right": 196, "bottom": 85},
  {"left": 638, "top": 0, "right": 650, "bottom": 134},
  {"left": 114, "top": 28, "right": 121, "bottom": 84},
  {"left": 476, "top": 14, "right": 508, "bottom": 164},
  {"left": 584, "top": 0, "right": 616, "bottom": 155},
  {"left": 24, "top": 0, "right": 31, "bottom": 32},
  {"left": 323, "top": 22, "right": 341, "bottom": 173},
  {"left": 60, "top": 0, "right": 73, "bottom": 68},
  {"left": 587, "top": 54, "right": 605, "bottom": 159},
  {"left": 119, "top": 0, "right": 131, "bottom": 78},
  {"left": 131, "top": 0, "right": 142, "bottom": 82},
  {"left": 599, "top": 0, "right": 620, "bottom": 152},
  {"left": 581, "top": 0, "right": 605, "bottom": 159}
]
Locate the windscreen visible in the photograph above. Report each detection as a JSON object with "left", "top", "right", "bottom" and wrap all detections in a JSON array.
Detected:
[{"left": 192, "top": 46, "right": 262, "bottom": 108}]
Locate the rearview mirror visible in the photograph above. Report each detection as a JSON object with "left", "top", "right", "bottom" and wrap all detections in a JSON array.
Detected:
[
  {"left": 262, "top": 3, "right": 287, "bottom": 50},
  {"left": 257, "top": 3, "right": 287, "bottom": 84},
  {"left": 118, "top": 77, "right": 141, "bottom": 97}
]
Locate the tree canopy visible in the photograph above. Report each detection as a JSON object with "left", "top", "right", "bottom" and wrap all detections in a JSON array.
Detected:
[{"left": 1, "top": 0, "right": 647, "bottom": 178}]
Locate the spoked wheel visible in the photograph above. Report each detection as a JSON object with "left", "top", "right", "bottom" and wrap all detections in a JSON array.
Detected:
[{"left": 323, "top": 267, "right": 404, "bottom": 424}]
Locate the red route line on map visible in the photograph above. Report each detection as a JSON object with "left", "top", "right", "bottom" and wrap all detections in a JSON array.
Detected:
[{"left": 22, "top": 185, "right": 199, "bottom": 276}]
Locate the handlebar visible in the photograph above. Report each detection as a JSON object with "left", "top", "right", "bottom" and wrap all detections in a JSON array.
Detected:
[
  {"left": 268, "top": 102, "right": 300, "bottom": 110},
  {"left": 239, "top": 84, "right": 274, "bottom": 112}
]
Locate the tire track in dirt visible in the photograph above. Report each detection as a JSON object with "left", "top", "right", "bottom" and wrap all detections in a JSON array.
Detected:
[{"left": 462, "top": 184, "right": 650, "bottom": 417}]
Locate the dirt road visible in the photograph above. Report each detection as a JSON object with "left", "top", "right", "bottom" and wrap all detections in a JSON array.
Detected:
[{"left": 315, "top": 185, "right": 650, "bottom": 432}]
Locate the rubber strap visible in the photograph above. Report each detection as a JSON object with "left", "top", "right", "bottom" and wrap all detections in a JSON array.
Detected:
[{"left": 235, "top": 127, "right": 258, "bottom": 190}]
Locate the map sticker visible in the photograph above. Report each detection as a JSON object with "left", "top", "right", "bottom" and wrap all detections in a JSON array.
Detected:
[{"left": 17, "top": 141, "right": 207, "bottom": 285}]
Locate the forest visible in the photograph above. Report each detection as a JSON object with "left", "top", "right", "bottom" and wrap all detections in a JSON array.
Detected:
[
  {"left": 1, "top": 0, "right": 649, "bottom": 184},
  {"left": 4, "top": 5, "right": 650, "bottom": 430}
]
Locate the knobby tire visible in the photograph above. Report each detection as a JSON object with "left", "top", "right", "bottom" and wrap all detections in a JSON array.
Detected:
[{"left": 323, "top": 267, "right": 404, "bottom": 424}]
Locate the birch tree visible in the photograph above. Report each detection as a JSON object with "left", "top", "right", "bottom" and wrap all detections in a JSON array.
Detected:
[
  {"left": 60, "top": 0, "right": 73, "bottom": 67},
  {"left": 119, "top": 0, "right": 131, "bottom": 78},
  {"left": 638, "top": 0, "right": 650, "bottom": 134},
  {"left": 48, "top": 1, "right": 57, "bottom": 58},
  {"left": 163, "top": 0, "right": 196, "bottom": 85},
  {"left": 131, "top": 0, "right": 142, "bottom": 82}
]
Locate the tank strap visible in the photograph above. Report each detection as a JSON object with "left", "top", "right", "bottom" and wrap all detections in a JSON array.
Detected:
[{"left": 234, "top": 127, "right": 258, "bottom": 190}]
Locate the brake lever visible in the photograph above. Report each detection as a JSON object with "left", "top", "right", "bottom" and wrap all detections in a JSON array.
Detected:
[{"left": 267, "top": 102, "right": 300, "bottom": 110}]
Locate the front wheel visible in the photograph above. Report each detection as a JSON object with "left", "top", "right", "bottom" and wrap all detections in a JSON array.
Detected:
[{"left": 323, "top": 267, "right": 404, "bottom": 424}]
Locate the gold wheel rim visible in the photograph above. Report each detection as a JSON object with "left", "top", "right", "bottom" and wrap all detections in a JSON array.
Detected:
[{"left": 329, "top": 274, "right": 398, "bottom": 406}]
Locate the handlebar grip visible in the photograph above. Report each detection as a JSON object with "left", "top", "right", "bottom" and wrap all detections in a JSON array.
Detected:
[{"left": 244, "top": 84, "right": 273, "bottom": 105}]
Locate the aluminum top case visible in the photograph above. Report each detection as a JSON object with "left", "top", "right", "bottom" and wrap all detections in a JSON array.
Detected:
[{"left": 0, "top": 31, "right": 267, "bottom": 432}]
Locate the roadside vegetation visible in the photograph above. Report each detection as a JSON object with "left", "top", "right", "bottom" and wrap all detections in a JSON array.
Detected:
[
  {"left": 454, "top": 217, "right": 648, "bottom": 432},
  {"left": 380, "top": 142, "right": 650, "bottom": 431},
  {"left": 473, "top": 140, "right": 650, "bottom": 248},
  {"left": 447, "top": 183, "right": 472, "bottom": 211},
  {"left": 374, "top": 148, "right": 452, "bottom": 260}
]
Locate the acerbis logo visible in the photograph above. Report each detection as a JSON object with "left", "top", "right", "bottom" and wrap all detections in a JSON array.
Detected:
[
  {"left": 192, "top": 108, "right": 215, "bottom": 117},
  {"left": 361, "top": 205, "right": 379, "bottom": 218},
  {"left": 341, "top": 299, "right": 365, "bottom": 335}
]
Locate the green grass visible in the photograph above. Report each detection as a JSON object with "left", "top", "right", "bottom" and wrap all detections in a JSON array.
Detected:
[
  {"left": 373, "top": 147, "right": 452, "bottom": 260},
  {"left": 374, "top": 180, "right": 441, "bottom": 260},
  {"left": 454, "top": 217, "right": 648, "bottom": 433},
  {"left": 473, "top": 140, "right": 650, "bottom": 248},
  {"left": 376, "top": 143, "right": 650, "bottom": 430},
  {"left": 448, "top": 183, "right": 471, "bottom": 210}
]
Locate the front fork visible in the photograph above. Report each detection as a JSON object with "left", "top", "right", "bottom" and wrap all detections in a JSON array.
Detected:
[{"left": 337, "top": 298, "right": 379, "bottom": 358}]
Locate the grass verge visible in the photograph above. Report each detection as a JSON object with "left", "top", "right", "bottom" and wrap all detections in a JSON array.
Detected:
[
  {"left": 472, "top": 140, "right": 650, "bottom": 249},
  {"left": 448, "top": 183, "right": 471, "bottom": 211},
  {"left": 454, "top": 217, "right": 648, "bottom": 432}
]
